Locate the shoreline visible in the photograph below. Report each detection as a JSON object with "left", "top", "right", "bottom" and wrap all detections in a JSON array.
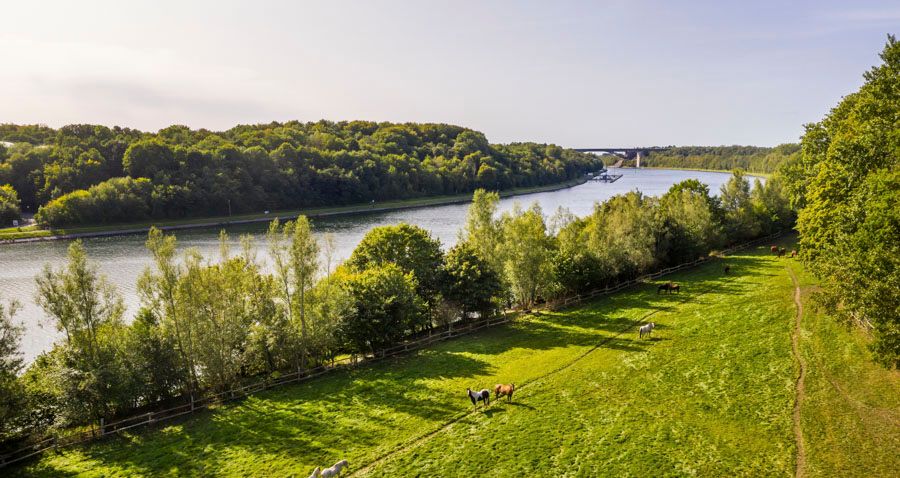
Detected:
[
  {"left": 0, "top": 177, "right": 588, "bottom": 245},
  {"left": 628, "top": 165, "right": 773, "bottom": 178}
]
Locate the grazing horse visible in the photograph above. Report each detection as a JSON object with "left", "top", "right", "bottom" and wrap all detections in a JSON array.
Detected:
[
  {"left": 494, "top": 383, "right": 516, "bottom": 402},
  {"left": 467, "top": 387, "right": 490, "bottom": 407},
  {"left": 308, "top": 467, "right": 321, "bottom": 478},
  {"left": 658, "top": 282, "right": 680, "bottom": 294},
  {"left": 790, "top": 249, "right": 797, "bottom": 258},
  {"left": 320, "top": 460, "right": 348, "bottom": 478},
  {"left": 724, "top": 265, "right": 731, "bottom": 274},
  {"left": 639, "top": 322, "right": 656, "bottom": 338},
  {"left": 778, "top": 247, "right": 787, "bottom": 257},
  {"left": 770, "top": 245, "right": 778, "bottom": 254}
]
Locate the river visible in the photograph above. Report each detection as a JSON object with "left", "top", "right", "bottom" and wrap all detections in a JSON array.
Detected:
[{"left": 3, "top": 168, "right": 752, "bottom": 363}]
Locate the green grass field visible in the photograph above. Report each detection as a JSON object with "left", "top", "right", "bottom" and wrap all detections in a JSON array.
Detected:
[{"left": 14, "top": 240, "right": 899, "bottom": 477}]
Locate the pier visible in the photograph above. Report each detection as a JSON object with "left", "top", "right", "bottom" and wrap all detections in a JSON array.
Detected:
[{"left": 588, "top": 169, "right": 623, "bottom": 183}]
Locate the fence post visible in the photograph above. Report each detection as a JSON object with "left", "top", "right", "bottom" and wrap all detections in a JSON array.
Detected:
[
  {"left": 190, "top": 394, "right": 195, "bottom": 412},
  {"left": 100, "top": 418, "right": 105, "bottom": 436}
]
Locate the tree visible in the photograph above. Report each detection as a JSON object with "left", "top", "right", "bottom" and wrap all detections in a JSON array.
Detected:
[
  {"left": 138, "top": 228, "right": 194, "bottom": 393},
  {"left": 719, "top": 170, "right": 760, "bottom": 242},
  {"left": 783, "top": 36, "right": 900, "bottom": 367},
  {"left": 461, "top": 189, "right": 502, "bottom": 274},
  {"left": 0, "top": 298, "right": 23, "bottom": 438},
  {"left": 659, "top": 181, "right": 723, "bottom": 264},
  {"left": 267, "top": 217, "right": 320, "bottom": 371},
  {"left": 176, "top": 234, "right": 276, "bottom": 392},
  {"left": 0, "top": 184, "right": 21, "bottom": 225},
  {"left": 348, "top": 223, "right": 444, "bottom": 300},
  {"left": 441, "top": 243, "right": 502, "bottom": 320},
  {"left": 499, "top": 204, "right": 554, "bottom": 308},
  {"left": 119, "top": 308, "right": 182, "bottom": 405},
  {"left": 750, "top": 176, "right": 793, "bottom": 235},
  {"left": 584, "top": 192, "right": 659, "bottom": 280},
  {"left": 122, "top": 139, "right": 176, "bottom": 179},
  {"left": 35, "top": 241, "right": 127, "bottom": 423},
  {"left": 340, "top": 264, "right": 425, "bottom": 354}
]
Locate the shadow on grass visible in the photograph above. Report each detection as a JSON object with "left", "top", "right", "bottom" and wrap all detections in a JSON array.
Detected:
[{"left": 27, "top": 250, "right": 784, "bottom": 477}]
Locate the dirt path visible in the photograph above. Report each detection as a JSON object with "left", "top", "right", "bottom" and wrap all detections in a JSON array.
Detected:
[{"left": 787, "top": 266, "right": 807, "bottom": 478}]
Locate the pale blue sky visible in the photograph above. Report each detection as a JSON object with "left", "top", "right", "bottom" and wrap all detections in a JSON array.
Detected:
[{"left": 1, "top": 1, "right": 896, "bottom": 146}]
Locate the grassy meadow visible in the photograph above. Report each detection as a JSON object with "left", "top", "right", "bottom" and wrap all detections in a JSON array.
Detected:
[{"left": 14, "top": 239, "right": 899, "bottom": 477}]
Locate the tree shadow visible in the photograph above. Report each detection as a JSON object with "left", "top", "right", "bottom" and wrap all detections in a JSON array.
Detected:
[{"left": 26, "top": 248, "right": 790, "bottom": 476}]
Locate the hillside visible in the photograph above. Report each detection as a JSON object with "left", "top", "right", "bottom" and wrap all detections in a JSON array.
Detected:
[
  {"left": 0, "top": 122, "right": 602, "bottom": 227},
  {"left": 14, "top": 237, "right": 898, "bottom": 477}
]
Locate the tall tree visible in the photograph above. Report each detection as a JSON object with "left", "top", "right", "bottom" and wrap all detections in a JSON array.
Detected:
[
  {"left": 340, "top": 264, "right": 424, "bottom": 354},
  {"left": 782, "top": 36, "right": 900, "bottom": 367},
  {"left": 35, "top": 241, "right": 126, "bottom": 422},
  {"left": 0, "top": 298, "right": 23, "bottom": 438},
  {"left": 461, "top": 189, "right": 502, "bottom": 274},
  {"left": 0, "top": 184, "right": 21, "bottom": 225},
  {"left": 719, "top": 170, "right": 760, "bottom": 242},
  {"left": 267, "top": 217, "right": 320, "bottom": 371},
  {"left": 348, "top": 223, "right": 444, "bottom": 300},
  {"left": 138, "top": 227, "right": 195, "bottom": 393},
  {"left": 499, "top": 204, "right": 554, "bottom": 308},
  {"left": 441, "top": 243, "right": 502, "bottom": 320}
]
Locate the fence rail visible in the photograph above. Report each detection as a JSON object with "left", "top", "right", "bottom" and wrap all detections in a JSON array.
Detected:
[{"left": 0, "top": 231, "right": 783, "bottom": 468}]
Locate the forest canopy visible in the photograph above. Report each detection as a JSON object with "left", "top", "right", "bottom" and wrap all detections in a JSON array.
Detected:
[
  {"left": 0, "top": 121, "right": 603, "bottom": 227},
  {"left": 781, "top": 36, "right": 900, "bottom": 368},
  {"left": 635, "top": 144, "right": 800, "bottom": 174}
]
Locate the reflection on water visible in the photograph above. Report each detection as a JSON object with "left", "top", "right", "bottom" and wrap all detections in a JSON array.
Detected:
[{"left": 3, "top": 168, "right": 749, "bottom": 362}]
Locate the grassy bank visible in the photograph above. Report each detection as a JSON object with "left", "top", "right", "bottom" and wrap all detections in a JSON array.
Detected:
[
  {"left": 638, "top": 166, "right": 773, "bottom": 178},
  {"left": 0, "top": 178, "right": 587, "bottom": 243},
  {"left": 13, "top": 239, "right": 898, "bottom": 476}
]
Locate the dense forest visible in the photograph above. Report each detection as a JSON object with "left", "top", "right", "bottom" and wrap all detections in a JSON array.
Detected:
[
  {"left": 0, "top": 122, "right": 602, "bottom": 227},
  {"left": 0, "top": 169, "right": 791, "bottom": 447},
  {"left": 634, "top": 144, "right": 800, "bottom": 173},
  {"left": 781, "top": 36, "right": 900, "bottom": 368}
]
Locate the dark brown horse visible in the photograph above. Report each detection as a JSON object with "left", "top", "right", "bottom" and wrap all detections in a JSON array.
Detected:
[
  {"left": 724, "top": 265, "right": 731, "bottom": 274},
  {"left": 657, "top": 282, "right": 680, "bottom": 294},
  {"left": 778, "top": 247, "right": 787, "bottom": 257}
]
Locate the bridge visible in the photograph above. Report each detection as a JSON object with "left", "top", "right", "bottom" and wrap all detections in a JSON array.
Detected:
[{"left": 573, "top": 147, "right": 669, "bottom": 168}]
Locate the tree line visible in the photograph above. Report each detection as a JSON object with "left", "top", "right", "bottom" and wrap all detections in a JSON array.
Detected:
[
  {"left": 0, "top": 122, "right": 602, "bottom": 227},
  {"left": 632, "top": 144, "right": 800, "bottom": 174},
  {"left": 0, "top": 170, "right": 792, "bottom": 445},
  {"left": 780, "top": 36, "right": 900, "bottom": 369}
]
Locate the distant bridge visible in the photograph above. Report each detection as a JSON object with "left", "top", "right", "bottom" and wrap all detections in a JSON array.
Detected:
[{"left": 573, "top": 147, "right": 670, "bottom": 167}]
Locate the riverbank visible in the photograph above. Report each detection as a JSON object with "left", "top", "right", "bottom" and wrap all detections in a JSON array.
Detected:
[
  {"left": 637, "top": 166, "right": 773, "bottom": 178},
  {"left": 0, "top": 177, "right": 588, "bottom": 244}
]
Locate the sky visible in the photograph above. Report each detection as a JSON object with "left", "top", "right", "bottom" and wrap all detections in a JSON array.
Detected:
[{"left": 1, "top": 1, "right": 897, "bottom": 147}]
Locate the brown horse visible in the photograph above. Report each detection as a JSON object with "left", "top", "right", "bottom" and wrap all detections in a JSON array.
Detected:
[
  {"left": 790, "top": 250, "right": 797, "bottom": 258},
  {"left": 494, "top": 383, "right": 515, "bottom": 402},
  {"left": 724, "top": 265, "right": 731, "bottom": 274},
  {"left": 657, "top": 282, "right": 680, "bottom": 294},
  {"left": 770, "top": 245, "right": 778, "bottom": 254}
]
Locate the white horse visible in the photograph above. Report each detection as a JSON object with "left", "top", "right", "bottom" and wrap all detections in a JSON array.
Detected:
[
  {"left": 639, "top": 322, "right": 656, "bottom": 338},
  {"left": 320, "top": 460, "right": 348, "bottom": 478},
  {"left": 308, "top": 467, "right": 321, "bottom": 478}
]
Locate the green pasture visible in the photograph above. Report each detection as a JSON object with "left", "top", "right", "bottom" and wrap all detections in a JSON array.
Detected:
[{"left": 15, "top": 240, "right": 899, "bottom": 477}]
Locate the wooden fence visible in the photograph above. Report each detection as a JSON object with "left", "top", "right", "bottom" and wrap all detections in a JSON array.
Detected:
[{"left": 0, "top": 231, "right": 783, "bottom": 468}]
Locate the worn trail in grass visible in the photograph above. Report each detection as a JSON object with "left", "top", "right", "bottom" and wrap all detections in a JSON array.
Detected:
[{"left": 17, "top": 242, "right": 899, "bottom": 477}]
